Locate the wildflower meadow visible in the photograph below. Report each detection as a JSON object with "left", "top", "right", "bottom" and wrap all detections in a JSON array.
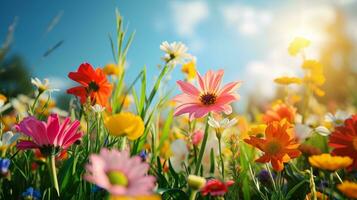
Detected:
[{"left": 1, "top": 2, "right": 357, "bottom": 200}]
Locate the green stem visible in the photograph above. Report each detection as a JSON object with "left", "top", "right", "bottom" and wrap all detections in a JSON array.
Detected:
[
  {"left": 218, "top": 136, "right": 225, "bottom": 179},
  {"left": 189, "top": 190, "right": 197, "bottom": 200},
  {"left": 47, "top": 155, "right": 60, "bottom": 196},
  {"left": 120, "top": 136, "right": 127, "bottom": 151},
  {"left": 142, "top": 64, "right": 169, "bottom": 119},
  {"left": 29, "top": 91, "right": 43, "bottom": 116},
  {"left": 328, "top": 172, "right": 334, "bottom": 200},
  {"left": 265, "top": 164, "right": 277, "bottom": 191},
  {"left": 334, "top": 171, "right": 343, "bottom": 183},
  {"left": 195, "top": 116, "right": 209, "bottom": 175}
]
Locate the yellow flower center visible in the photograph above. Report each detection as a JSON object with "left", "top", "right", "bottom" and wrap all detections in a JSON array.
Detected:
[
  {"left": 200, "top": 93, "right": 217, "bottom": 106},
  {"left": 265, "top": 140, "right": 282, "bottom": 155},
  {"left": 107, "top": 171, "right": 128, "bottom": 186}
]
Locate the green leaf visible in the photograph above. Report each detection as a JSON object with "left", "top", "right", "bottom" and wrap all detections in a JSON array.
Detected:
[
  {"left": 157, "top": 110, "right": 173, "bottom": 150},
  {"left": 209, "top": 148, "right": 215, "bottom": 174},
  {"left": 285, "top": 180, "right": 308, "bottom": 200},
  {"left": 58, "top": 156, "right": 75, "bottom": 191},
  {"left": 161, "top": 189, "right": 189, "bottom": 200}
]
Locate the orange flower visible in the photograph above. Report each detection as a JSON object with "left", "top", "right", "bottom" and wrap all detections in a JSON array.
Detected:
[
  {"left": 337, "top": 181, "right": 357, "bottom": 199},
  {"left": 67, "top": 63, "right": 112, "bottom": 106},
  {"left": 263, "top": 102, "right": 296, "bottom": 124},
  {"left": 244, "top": 120, "right": 301, "bottom": 171}
]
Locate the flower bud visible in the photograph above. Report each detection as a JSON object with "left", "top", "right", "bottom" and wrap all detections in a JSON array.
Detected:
[{"left": 188, "top": 175, "right": 206, "bottom": 190}]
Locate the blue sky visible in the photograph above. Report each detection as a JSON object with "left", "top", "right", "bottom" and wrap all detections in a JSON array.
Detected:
[{"left": 1, "top": 0, "right": 357, "bottom": 109}]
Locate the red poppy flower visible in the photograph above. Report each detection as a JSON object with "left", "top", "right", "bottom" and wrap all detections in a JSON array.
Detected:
[
  {"left": 329, "top": 114, "right": 357, "bottom": 170},
  {"left": 67, "top": 63, "right": 112, "bottom": 106},
  {"left": 201, "top": 179, "right": 234, "bottom": 196}
]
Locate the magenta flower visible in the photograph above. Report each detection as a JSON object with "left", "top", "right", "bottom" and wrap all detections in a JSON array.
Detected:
[
  {"left": 84, "top": 148, "right": 156, "bottom": 196},
  {"left": 16, "top": 114, "right": 82, "bottom": 156},
  {"left": 173, "top": 70, "right": 241, "bottom": 120}
]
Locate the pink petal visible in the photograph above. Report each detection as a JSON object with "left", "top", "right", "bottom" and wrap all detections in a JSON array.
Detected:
[
  {"left": 218, "top": 81, "right": 241, "bottom": 95},
  {"left": 46, "top": 114, "right": 60, "bottom": 145},
  {"left": 62, "top": 132, "right": 82, "bottom": 149},
  {"left": 174, "top": 103, "right": 201, "bottom": 116},
  {"left": 197, "top": 71, "right": 206, "bottom": 92},
  {"left": 17, "top": 140, "right": 39, "bottom": 150},
  {"left": 18, "top": 117, "right": 48, "bottom": 146},
  {"left": 209, "top": 69, "right": 224, "bottom": 93},
  {"left": 172, "top": 94, "right": 198, "bottom": 104},
  {"left": 176, "top": 80, "right": 200, "bottom": 96},
  {"left": 57, "top": 120, "right": 80, "bottom": 146}
]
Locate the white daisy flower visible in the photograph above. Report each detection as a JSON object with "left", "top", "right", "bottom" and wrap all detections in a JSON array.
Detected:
[
  {"left": 294, "top": 123, "right": 312, "bottom": 142},
  {"left": 208, "top": 116, "right": 237, "bottom": 130},
  {"left": 160, "top": 41, "right": 192, "bottom": 65},
  {"left": 314, "top": 126, "right": 331, "bottom": 136},
  {"left": 325, "top": 110, "right": 350, "bottom": 126},
  {"left": 0, "top": 131, "right": 20, "bottom": 149},
  {"left": 91, "top": 104, "right": 105, "bottom": 113},
  {"left": 31, "top": 77, "right": 59, "bottom": 93}
]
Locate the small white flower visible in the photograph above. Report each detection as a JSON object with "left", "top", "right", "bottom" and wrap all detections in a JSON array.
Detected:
[
  {"left": 160, "top": 41, "right": 192, "bottom": 65},
  {"left": 315, "top": 126, "right": 331, "bottom": 136},
  {"left": 325, "top": 110, "right": 350, "bottom": 126},
  {"left": 208, "top": 116, "right": 237, "bottom": 130},
  {"left": 91, "top": 104, "right": 105, "bottom": 113},
  {"left": 294, "top": 123, "right": 312, "bottom": 142},
  {"left": 0, "top": 131, "right": 20, "bottom": 148},
  {"left": 31, "top": 77, "right": 59, "bottom": 92}
]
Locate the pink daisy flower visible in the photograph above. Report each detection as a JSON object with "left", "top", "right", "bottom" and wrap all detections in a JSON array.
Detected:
[
  {"left": 173, "top": 69, "right": 241, "bottom": 120},
  {"left": 84, "top": 148, "right": 156, "bottom": 196},
  {"left": 16, "top": 114, "right": 82, "bottom": 156}
]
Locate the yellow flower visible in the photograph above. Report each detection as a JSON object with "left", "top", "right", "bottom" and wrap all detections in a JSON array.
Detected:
[
  {"left": 110, "top": 195, "right": 161, "bottom": 200},
  {"left": 248, "top": 124, "right": 267, "bottom": 136},
  {"left": 181, "top": 59, "right": 196, "bottom": 80},
  {"left": 188, "top": 175, "right": 206, "bottom": 190},
  {"left": 302, "top": 60, "right": 325, "bottom": 86},
  {"left": 105, "top": 112, "right": 144, "bottom": 140},
  {"left": 337, "top": 181, "right": 357, "bottom": 199},
  {"left": 302, "top": 60, "right": 322, "bottom": 71},
  {"left": 288, "top": 37, "right": 310, "bottom": 56},
  {"left": 274, "top": 77, "right": 302, "bottom": 85},
  {"left": 308, "top": 154, "right": 353, "bottom": 171},
  {"left": 103, "top": 63, "right": 123, "bottom": 76}
]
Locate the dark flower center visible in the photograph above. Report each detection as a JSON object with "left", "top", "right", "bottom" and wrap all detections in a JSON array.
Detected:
[
  {"left": 39, "top": 145, "right": 60, "bottom": 157},
  {"left": 200, "top": 93, "right": 217, "bottom": 106},
  {"left": 265, "top": 140, "right": 282, "bottom": 155},
  {"left": 169, "top": 53, "right": 176, "bottom": 60},
  {"left": 88, "top": 81, "right": 100, "bottom": 92}
]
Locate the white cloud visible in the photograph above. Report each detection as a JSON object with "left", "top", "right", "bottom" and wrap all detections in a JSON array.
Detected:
[
  {"left": 170, "top": 1, "right": 209, "bottom": 37},
  {"left": 244, "top": 50, "right": 302, "bottom": 100},
  {"left": 221, "top": 4, "right": 272, "bottom": 36},
  {"left": 47, "top": 76, "right": 71, "bottom": 91}
]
